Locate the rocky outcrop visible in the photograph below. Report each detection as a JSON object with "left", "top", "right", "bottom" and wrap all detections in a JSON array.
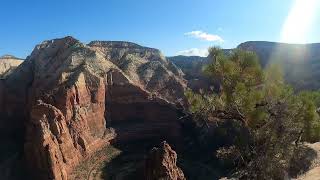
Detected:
[
  {"left": 106, "top": 69, "right": 183, "bottom": 143},
  {"left": 14, "top": 37, "right": 116, "bottom": 180},
  {"left": 0, "top": 37, "right": 185, "bottom": 179},
  {"left": 145, "top": 141, "right": 185, "bottom": 180},
  {"left": 89, "top": 41, "right": 187, "bottom": 105},
  {"left": 0, "top": 55, "right": 23, "bottom": 78}
]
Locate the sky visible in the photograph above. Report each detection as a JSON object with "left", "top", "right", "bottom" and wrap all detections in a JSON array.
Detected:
[{"left": 1, "top": 0, "right": 320, "bottom": 58}]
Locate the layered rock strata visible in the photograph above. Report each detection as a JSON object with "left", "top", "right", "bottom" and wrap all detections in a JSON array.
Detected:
[{"left": 0, "top": 37, "right": 186, "bottom": 179}]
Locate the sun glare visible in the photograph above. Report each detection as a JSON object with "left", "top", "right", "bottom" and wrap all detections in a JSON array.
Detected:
[{"left": 280, "top": 0, "right": 319, "bottom": 44}]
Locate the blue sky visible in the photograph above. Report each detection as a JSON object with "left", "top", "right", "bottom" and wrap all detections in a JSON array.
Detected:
[{"left": 1, "top": 0, "right": 320, "bottom": 58}]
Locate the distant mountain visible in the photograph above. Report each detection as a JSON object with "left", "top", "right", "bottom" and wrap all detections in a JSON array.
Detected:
[
  {"left": 167, "top": 50, "right": 232, "bottom": 92},
  {"left": 238, "top": 41, "right": 320, "bottom": 66},
  {"left": 167, "top": 56, "right": 213, "bottom": 91},
  {"left": 169, "top": 42, "right": 320, "bottom": 91},
  {"left": 238, "top": 41, "right": 320, "bottom": 90},
  {"left": 0, "top": 55, "right": 23, "bottom": 79},
  {"left": 167, "top": 56, "right": 208, "bottom": 79}
]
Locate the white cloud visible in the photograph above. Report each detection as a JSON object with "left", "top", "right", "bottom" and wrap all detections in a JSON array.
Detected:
[
  {"left": 184, "top": 30, "right": 224, "bottom": 42},
  {"left": 176, "top": 48, "right": 209, "bottom": 57}
]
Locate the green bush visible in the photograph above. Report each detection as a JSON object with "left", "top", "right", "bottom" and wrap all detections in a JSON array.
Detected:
[{"left": 186, "top": 47, "right": 320, "bottom": 179}]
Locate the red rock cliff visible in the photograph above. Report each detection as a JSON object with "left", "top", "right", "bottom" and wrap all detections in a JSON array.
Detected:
[
  {"left": 0, "top": 37, "right": 186, "bottom": 179},
  {"left": 145, "top": 141, "right": 186, "bottom": 180}
]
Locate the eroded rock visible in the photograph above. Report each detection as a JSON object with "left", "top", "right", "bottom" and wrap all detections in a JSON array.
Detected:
[
  {"left": 89, "top": 41, "right": 187, "bottom": 105},
  {"left": 0, "top": 36, "right": 186, "bottom": 179},
  {"left": 0, "top": 55, "right": 23, "bottom": 79},
  {"left": 145, "top": 141, "right": 186, "bottom": 180}
]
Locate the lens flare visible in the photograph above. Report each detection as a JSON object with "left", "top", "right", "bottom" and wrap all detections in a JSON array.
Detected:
[{"left": 280, "top": 0, "right": 319, "bottom": 44}]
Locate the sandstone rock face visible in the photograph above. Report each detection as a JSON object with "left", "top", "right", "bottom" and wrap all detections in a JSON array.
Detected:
[
  {"left": 0, "top": 37, "right": 185, "bottom": 179},
  {"left": 105, "top": 69, "right": 183, "bottom": 143},
  {"left": 18, "top": 37, "right": 117, "bottom": 179},
  {"left": 0, "top": 55, "right": 23, "bottom": 78},
  {"left": 89, "top": 41, "right": 187, "bottom": 105},
  {"left": 145, "top": 141, "right": 186, "bottom": 180}
]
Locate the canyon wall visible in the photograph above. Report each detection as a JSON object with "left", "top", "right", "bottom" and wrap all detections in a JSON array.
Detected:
[{"left": 0, "top": 37, "right": 186, "bottom": 179}]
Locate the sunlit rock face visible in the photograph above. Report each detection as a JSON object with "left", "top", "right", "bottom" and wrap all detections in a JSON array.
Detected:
[
  {"left": 88, "top": 41, "right": 187, "bottom": 105},
  {"left": 0, "top": 37, "right": 185, "bottom": 179},
  {"left": 0, "top": 55, "right": 23, "bottom": 79},
  {"left": 15, "top": 37, "right": 114, "bottom": 179}
]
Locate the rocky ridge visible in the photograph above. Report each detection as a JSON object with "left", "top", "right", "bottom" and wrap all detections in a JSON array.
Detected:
[
  {"left": 0, "top": 37, "right": 186, "bottom": 179},
  {"left": 89, "top": 41, "right": 187, "bottom": 104},
  {"left": 0, "top": 55, "right": 23, "bottom": 78}
]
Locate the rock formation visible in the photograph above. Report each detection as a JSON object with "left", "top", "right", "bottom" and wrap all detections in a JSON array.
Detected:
[
  {"left": 105, "top": 69, "right": 183, "bottom": 143},
  {"left": 145, "top": 141, "right": 186, "bottom": 180},
  {"left": 168, "top": 55, "right": 212, "bottom": 92},
  {"left": 0, "top": 55, "right": 23, "bottom": 78},
  {"left": 0, "top": 37, "right": 186, "bottom": 179},
  {"left": 88, "top": 41, "right": 187, "bottom": 104}
]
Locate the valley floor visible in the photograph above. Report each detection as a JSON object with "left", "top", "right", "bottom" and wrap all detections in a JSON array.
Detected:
[
  {"left": 70, "top": 140, "right": 223, "bottom": 180},
  {"left": 70, "top": 146, "right": 121, "bottom": 180}
]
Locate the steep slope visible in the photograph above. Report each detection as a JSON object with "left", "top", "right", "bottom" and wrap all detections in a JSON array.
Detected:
[
  {"left": 88, "top": 41, "right": 187, "bottom": 104},
  {"left": 0, "top": 55, "right": 23, "bottom": 78},
  {"left": 168, "top": 51, "right": 233, "bottom": 92},
  {"left": 167, "top": 56, "right": 212, "bottom": 92},
  {"left": 0, "top": 37, "right": 185, "bottom": 179},
  {"left": 4, "top": 37, "right": 117, "bottom": 180},
  {"left": 167, "top": 56, "right": 208, "bottom": 80}
]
